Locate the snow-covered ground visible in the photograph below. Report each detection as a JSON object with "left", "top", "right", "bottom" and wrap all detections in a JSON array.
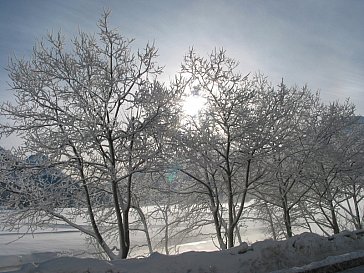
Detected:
[
  {"left": 0, "top": 215, "right": 266, "bottom": 272},
  {"left": 3, "top": 230, "right": 364, "bottom": 273},
  {"left": 1, "top": 227, "right": 364, "bottom": 273},
  {"left": 1, "top": 206, "right": 364, "bottom": 273},
  {"left": 0, "top": 229, "right": 89, "bottom": 272}
]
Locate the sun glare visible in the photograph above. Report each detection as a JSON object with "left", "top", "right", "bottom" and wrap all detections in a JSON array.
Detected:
[{"left": 182, "top": 95, "right": 206, "bottom": 116}]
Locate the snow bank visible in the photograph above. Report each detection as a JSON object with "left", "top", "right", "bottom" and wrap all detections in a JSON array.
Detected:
[
  {"left": 5, "top": 230, "right": 364, "bottom": 273},
  {"left": 271, "top": 251, "right": 364, "bottom": 273},
  {"left": 0, "top": 252, "right": 58, "bottom": 272}
]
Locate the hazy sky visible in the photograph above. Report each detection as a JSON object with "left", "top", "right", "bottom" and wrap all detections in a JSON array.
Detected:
[{"left": 0, "top": 0, "right": 363, "bottom": 143}]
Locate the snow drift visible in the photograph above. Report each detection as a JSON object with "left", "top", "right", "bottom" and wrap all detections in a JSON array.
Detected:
[{"left": 5, "top": 229, "right": 364, "bottom": 273}]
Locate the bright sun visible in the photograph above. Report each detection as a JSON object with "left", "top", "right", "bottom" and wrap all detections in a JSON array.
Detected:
[{"left": 182, "top": 95, "right": 206, "bottom": 116}]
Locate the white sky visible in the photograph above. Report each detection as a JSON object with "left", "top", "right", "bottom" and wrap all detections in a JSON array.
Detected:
[{"left": 0, "top": 0, "right": 363, "bottom": 147}]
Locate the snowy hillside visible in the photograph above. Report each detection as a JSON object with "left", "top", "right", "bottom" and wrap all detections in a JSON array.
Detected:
[{"left": 4, "top": 230, "right": 364, "bottom": 273}]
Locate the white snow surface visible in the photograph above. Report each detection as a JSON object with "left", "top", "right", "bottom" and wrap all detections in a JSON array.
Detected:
[{"left": 2, "top": 229, "right": 364, "bottom": 273}]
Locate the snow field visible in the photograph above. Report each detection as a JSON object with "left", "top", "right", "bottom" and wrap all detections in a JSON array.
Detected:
[{"left": 3, "top": 229, "right": 364, "bottom": 273}]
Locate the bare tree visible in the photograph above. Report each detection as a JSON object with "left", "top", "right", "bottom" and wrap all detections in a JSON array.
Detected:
[
  {"left": 175, "top": 49, "right": 304, "bottom": 248},
  {"left": 334, "top": 118, "right": 364, "bottom": 230},
  {"left": 0, "top": 11, "right": 179, "bottom": 259},
  {"left": 305, "top": 105, "right": 362, "bottom": 234},
  {"left": 251, "top": 81, "right": 322, "bottom": 238}
]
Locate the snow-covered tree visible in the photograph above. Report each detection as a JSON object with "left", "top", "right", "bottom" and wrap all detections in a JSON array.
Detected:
[
  {"left": 0, "top": 11, "right": 179, "bottom": 259},
  {"left": 303, "top": 104, "right": 363, "bottom": 234},
  {"left": 250, "top": 81, "right": 322, "bottom": 238},
  {"left": 175, "top": 49, "right": 303, "bottom": 248}
]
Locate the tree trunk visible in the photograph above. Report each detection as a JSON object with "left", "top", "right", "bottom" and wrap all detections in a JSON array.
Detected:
[
  {"left": 352, "top": 185, "right": 362, "bottom": 230},
  {"left": 283, "top": 203, "right": 293, "bottom": 238},
  {"left": 71, "top": 142, "right": 117, "bottom": 260},
  {"left": 279, "top": 178, "right": 292, "bottom": 238},
  {"left": 164, "top": 207, "right": 170, "bottom": 255},
  {"left": 133, "top": 206, "right": 153, "bottom": 254},
  {"left": 112, "top": 181, "right": 128, "bottom": 258},
  {"left": 265, "top": 202, "right": 278, "bottom": 240},
  {"left": 226, "top": 137, "right": 234, "bottom": 248},
  {"left": 329, "top": 200, "right": 340, "bottom": 234},
  {"left": 211, "top": 203, "right": 226, "bottom": 249}
]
